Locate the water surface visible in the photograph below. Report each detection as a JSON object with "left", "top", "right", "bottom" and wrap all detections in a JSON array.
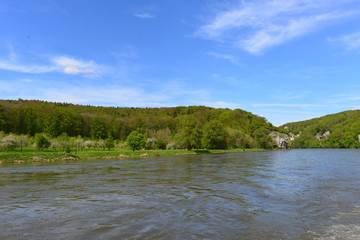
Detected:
[{"left": 1, "top": 149, "right": 360, "bottom": 239}]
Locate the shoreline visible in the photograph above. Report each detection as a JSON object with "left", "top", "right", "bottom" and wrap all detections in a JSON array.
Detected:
[{"left": 0, "top": 148, "right": 267, "bottom": 165}]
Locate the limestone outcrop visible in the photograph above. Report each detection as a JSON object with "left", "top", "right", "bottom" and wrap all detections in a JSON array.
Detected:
[
  {"left": 269, "top": 131, "right": 290, "bottom": 149},
  {"left": 315, "top": 131, "right": 330, "bottom": 140}
]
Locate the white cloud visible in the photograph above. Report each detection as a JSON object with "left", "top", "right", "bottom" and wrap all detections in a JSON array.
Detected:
[
  {"left": 332, "top": 32, "right": 360, "bottom": 50},
  {"left": 206, "top": 52, "right": 240, "bottom": 65},
  {"left": 52, "top": 56, "right": 100, "bottom": 77},
  {"left": 0, "top": 49, "right": 104, "bottom": 77},
  {"left": 238, "top": 13, "right": 336, "bottom": 54},
  {"left": 0, "top": 60, "right": 56, "bottom": 73},
  {"left": 197, "top": 0, "right": 356, "bottom": 54},
  {"left": 133, "top": 13, "right": 155, "bottom": 19}
]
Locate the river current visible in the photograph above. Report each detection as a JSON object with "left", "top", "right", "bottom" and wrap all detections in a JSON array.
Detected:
[{"left": 1, "top": 149, "right": 360, "bottom": 239}]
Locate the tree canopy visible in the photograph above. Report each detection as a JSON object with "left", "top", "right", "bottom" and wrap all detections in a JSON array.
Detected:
[
  {"left": 282, "top": 110, "right": 360, "bottom": 148},
  {"left": 0, "top": 99, "right": 280, "bottom": 150}
]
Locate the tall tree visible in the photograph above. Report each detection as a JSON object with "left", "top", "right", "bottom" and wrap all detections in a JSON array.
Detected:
[
  {"left": 0, "top": 104, "right": 5, "bottom": 132},
  {"left": 91, "top": 117, "right": 108, "bottom": 139},
  {"left": 176, "top": 116, "right": 203, "bottom": 150},
  {"left": 202, "top": 120, "right": 228, "bottom": 149},
  {"left": 25, "top": 108, "right": 37, "bottom": 136}
]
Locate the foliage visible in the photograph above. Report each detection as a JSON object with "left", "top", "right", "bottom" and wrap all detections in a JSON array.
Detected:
[
  {"left": 166, "top": 142, "right": 178, "bottom": 150},
  {"left": 145, "top": 138, "right": 157, "bottom": 150},
  {"left": 1, "top": 134, "right": 17, "bottom": 151},
  {"left": 202, "top": 120, "right": 228, "bottom": 149},
  {"left": 252, "top": 127, "right": 275, "bottom": 149},
  {"left": 105, "top": 136, "right": 115, "bottom": 150},
  {"left": 98, "top": 139, "right": 106, "bottom": 150},
  {"left": 35, "top": 134, "right": 51, "bottom": 150},
  {"left": 84, "top": 140, "right": 96, "bottom": 149},
  {"left": 0, "top": 99, "right": 283, "bottom": 150},
  {"left": 126, "top": 131, "right": 146, "bottom": 151},
  {"left": 74, "top": 138, "right": 85, "bottom": 152},
  {"left": 175, "top": 116, "right": 203, "bottom": 150},
  {"left": 283, "top": 110, "right": 360, "bottom": 148},
  {"left": 16, "top": 135, "right": 29, "bottom": 151}
]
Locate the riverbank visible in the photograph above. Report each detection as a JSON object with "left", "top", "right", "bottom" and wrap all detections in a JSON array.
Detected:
[{"left": 0, "top": 148, "right": 267, "bottom": 165}]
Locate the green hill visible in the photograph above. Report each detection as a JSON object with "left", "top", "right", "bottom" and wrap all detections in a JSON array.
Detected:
[
  {"left": 282, "top": 110, "right": 360, "bottom": 148},
  {"left": 0, "top": 99, "right": 281, "bottom": 149}
]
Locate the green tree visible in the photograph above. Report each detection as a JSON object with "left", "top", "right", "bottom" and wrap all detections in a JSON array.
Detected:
[
  {"left": 35, "top": 134, "right": 51, "bottom": 150},
  {"left": 252, "top": 127, "right": 274, "bottom": 149},
  {"left": 105, "top": 136, "right": 115, "bottom": 150},
  {"left": 25, "top": 108, "right": 37, "bottom": 136},
  {"left": 126, "top": 131, "right": 145, "bottom": 151},
  {"left": 202, "top": 120, "right": 228, "bottom": 149},
  {"left": 91, "top": 117, "right": 107, "bottom": 139},
  {"left": 226, "top": 127, "right": 246, "bottom": 149},
  {"left": 176, "top": 116, "right": 203, "bottom": 150},
  {"left": 0, "top": 104, "right": 6, "bottom": 132},
  {"left": 47, "top": 109, "right": 83, "bottom": 137},
  {"left": 57, "top": 133, "right": 71, "bottom": 152}
]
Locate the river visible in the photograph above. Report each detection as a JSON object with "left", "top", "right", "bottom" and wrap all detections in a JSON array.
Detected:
[{"left": 1, "top": 149, "right": 360, "bottom": 239}]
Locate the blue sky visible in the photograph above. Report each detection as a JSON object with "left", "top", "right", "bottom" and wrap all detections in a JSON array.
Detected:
[{"left": 1, "top": 0, "right": 360, "bottom": 126}]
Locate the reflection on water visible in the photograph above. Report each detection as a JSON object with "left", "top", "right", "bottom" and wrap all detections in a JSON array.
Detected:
[{"left": 0, "top": 149, "right": 359, "bottom": 239}]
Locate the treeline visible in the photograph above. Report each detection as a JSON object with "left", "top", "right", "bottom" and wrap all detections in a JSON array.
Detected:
[
  {"left": 0, "top": 99, "right": 282, "bottom": 150},
  {"left": 283, "top": 110, "right": 360, "bottom": 148}
]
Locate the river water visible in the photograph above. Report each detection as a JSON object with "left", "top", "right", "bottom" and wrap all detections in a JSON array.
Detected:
[{"left": 1, "top": 149, "right": 360, "bottom": 239}]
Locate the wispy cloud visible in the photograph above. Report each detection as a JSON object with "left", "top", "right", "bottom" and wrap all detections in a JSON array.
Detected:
[
  {"left": 0, "top": 78, "right": 212, "bottom": 108},
  {"left": 331, "top": 31, "right": 360, "bottom": 50},
  {"left": 249, "top": 103, "right": 322, "bottom": 108},
  {"left": 52, "top": 56, "right": 102, "bottom": 77},
  {"left": 206, "top": 52, "right": 240, "bottom": 65},
  {"left": 133, "top": 13, "right": 155, "bottom": 19},
  {"left": 198, "top": 101, "right": 240, "bottom": 109},
  {"left": 270, "top": 91, "right": 309, "bottom": 100},
  {"left": 0, "top": 60, "right": 56, "bottom": 73},
  {"left": 0, "top": 47, "right": 105, "bottom": 77},
  {"left": 325, "top": 92, "right": 360, "bottom": 103},
  {"left": 197, "top": 0, "right": 357, "bottom": 54}
]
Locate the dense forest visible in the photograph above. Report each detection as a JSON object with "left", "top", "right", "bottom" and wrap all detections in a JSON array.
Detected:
[
  {"left": 0, "top": 99, "right": 282, "bottom": 150},
  {"left": 283, "top": 110, "right": 360, "bottom": 148}
]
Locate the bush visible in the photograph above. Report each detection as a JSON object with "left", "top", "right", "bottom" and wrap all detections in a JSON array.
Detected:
[
  {"left": 166, "top": 142, "right": 178, "bottom": 150},
  {"left": 145, "top": 138, "right": 157, "bottom": 150},
  {"left": 105, "top": 137, "right": 115, "bottom": 150},
  {"left": 1, "top": 134, "right": 17, "bottom": 151},
  {"left": 126, "top": 131, "right": 145, "bottom": 151},
  {"left": 35, "top": 134, "right": 51, "bottom": 150}
]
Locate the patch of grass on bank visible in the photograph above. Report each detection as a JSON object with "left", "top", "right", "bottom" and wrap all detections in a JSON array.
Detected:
[
  {"left": 0, "top": 149, "right": 78, "bottom": 164},
  {"left": 0, "top": 147, "right": 268, "bottom": 165},
  {"left": 0, "top": 148, "right": 195, "bottom": 164}
]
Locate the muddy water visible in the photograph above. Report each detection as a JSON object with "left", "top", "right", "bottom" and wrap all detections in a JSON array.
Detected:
[{"left": 1, "top": 149, "right": 360, "bottom": 239}]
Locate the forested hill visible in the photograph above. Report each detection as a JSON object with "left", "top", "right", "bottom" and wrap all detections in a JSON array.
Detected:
[
  {"left": 0, "top": 99, "right": 281, "bottom": 149},
  {"left": 282, "top": 110, "right": 360, "bottom": 148}
]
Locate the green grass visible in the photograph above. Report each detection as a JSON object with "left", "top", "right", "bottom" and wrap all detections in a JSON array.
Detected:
[{"left": 0, "top": 147, "right": 268, "bottom": 164}]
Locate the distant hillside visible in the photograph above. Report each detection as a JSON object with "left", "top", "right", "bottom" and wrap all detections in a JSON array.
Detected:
[
  {"left": 0, "top": 99, "right": 281, "bottom": 149},
  {"left": 282, "top": 110, "right": 360, "bottom": 148}
]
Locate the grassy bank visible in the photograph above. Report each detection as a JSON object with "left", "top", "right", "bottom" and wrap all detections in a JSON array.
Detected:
[{"left": 0, "top": 148, "right": 267, "bottom": 165}]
